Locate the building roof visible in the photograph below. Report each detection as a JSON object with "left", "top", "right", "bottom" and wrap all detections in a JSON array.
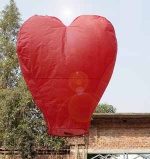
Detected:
[{"left": 92, "top": 113, "right": 150, "bottom": 118}]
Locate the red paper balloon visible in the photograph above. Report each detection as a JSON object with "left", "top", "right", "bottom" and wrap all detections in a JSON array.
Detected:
[{"left": 17, "top": 15, "right": 117, "bottom": 136}]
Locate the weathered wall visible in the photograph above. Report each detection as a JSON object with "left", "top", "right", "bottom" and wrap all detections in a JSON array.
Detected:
[
  {"left": 0, "top": 155, "right": 74, "bottom": 159},
  {"left": 1, "top": 114, "right": 150, "bottom": 159},
  {"left": 67, "top": 114, "right": 150, "bottom": 152},
  {"left": 88, "top": 115, "right": 150, "bottom": 150}
]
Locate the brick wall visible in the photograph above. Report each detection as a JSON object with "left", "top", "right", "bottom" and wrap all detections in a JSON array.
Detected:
[
  {"left": 0, "top": 155, "right": 72, "bottom": 159},
  {"left": 1, "top": 114, "right": 150, "bottom": 159},
  {"left": 88, "top": 115, "right": 150, "bottom": 150},
  {"left": 67, "top": 114, "right": 150, "bottom": 152}
]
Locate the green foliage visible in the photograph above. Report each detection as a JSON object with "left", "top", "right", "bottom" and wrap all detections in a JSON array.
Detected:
[
  {"left": 94, "top": 103, "right": 116, "bottom": 113},
  {"left": 0, "top": 1, "right": 67, "bottom": 158},
  {"left": 0, "top": 0, "right": 21, "bottom": 89},
  {"left": 0, "top": 78, "right": 67, "bottom": 158}
]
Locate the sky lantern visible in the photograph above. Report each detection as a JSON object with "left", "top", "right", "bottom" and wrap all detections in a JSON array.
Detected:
[{"left": 17, "top": 15, "right": 117, "bottom": 136}]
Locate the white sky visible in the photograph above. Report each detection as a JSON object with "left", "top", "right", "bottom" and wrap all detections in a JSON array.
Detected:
[{"left": 0, "top": 0, "right": 150, "bottom": 113}]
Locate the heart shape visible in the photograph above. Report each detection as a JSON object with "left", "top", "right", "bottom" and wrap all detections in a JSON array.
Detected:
[{"left": 17, "top": 15, "right": 117, "bottom": 136}]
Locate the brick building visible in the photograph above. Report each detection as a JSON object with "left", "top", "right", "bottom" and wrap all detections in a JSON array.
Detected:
[
  {"left": 68, "top": 113, "right": 150, "bottom": 159},
  {"left": 1, "top": 113, "right": 150, "bottom": 159}
]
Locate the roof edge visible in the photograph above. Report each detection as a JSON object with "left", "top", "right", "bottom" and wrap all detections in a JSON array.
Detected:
[{"left": 92, "top": 113, "right": 150, "bottom": 118}]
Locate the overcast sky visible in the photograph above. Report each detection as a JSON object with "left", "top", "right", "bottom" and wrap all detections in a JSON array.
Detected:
[{"left": 1, "top": 0, "right": 150, "bottom": 113}]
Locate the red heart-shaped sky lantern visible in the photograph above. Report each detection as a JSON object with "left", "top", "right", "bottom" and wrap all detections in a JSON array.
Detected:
[{"left": 17, "top": 15, "right": 117, "bottom": 137}]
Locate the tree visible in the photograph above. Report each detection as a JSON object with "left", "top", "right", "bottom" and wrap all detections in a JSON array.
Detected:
[
  {"left": 0, "top": 0, "right": 21, "bottom": 89},
  {"left": 0, "top": 0, "right": 22, "bottom": 151},
  {"left": 0, "top": 1, "right": 67, "bottom": 158},
  {"left": 0, "top": 78, "right": 67, "bottom": 159},
  {"left": 94, "top": 103, "right": 116, "bottom": 113}
]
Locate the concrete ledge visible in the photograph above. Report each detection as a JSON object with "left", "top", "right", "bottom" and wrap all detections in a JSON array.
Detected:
[
  {"left": 92, "top": 113, "right": 150, "bottom": 119},
  {"left": 87, "top": 149, "right": 150, "bottom": 154},
  {"left": 70, "top": 149, "right": 150, "bottom": 154}
]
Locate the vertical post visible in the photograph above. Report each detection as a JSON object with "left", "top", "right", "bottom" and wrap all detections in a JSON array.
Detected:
[
  {"left": 82, "top": 146, "right": 85, "bottom": 159},
  {"left": 75, "top": 143, "right": 79, "bottom": 159},
  {"left": 126, "top": 153, "right": 129, "bottom": 159},
  {"left": 84, "top": 134, "right": 89, "bottom": 159},
  {"left": 123, "top": 153, "right": 126, "bottom": 159},
  {"left": 124, "top": 153, "right": 129, "bottom": 159}
]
